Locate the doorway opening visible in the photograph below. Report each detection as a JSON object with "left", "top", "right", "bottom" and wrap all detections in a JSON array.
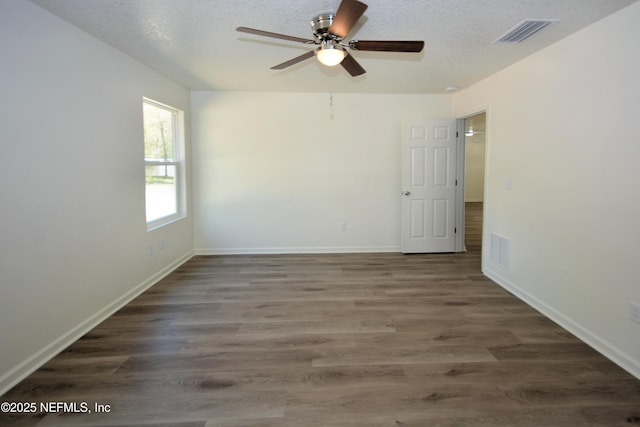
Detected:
[{"left": 460, "top": 112, "right": 486, "bottom": 254}]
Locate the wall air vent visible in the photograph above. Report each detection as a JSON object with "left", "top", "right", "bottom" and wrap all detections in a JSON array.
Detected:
[
  {"left": 493, "top": 19, "right": 558, "bottom": 43},
  {"left": 490, "top": 233, "right": 510, "bottom": 270}
]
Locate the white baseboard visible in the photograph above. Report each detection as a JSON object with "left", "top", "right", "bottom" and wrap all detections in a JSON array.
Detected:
[
  {"left": 0, "top": 250, "right": 194, "bottom": 396},
  {"left": 484, "top": 266, "right": 640, "bottom": 381},
  {"left": 195, "top": 246, "right": 401, "bottom": 255}
]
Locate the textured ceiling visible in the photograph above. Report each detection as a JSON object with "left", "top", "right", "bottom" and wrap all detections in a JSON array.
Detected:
[{"left": 29, "top": 0, "right": 638, "bottom": 93}]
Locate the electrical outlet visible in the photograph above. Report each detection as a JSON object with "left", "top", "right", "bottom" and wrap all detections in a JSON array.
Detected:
[
  {"left": 339, "top": 222, "right": 347, "bottom": 232},
  {"left": 158, "top": 238, "right": 165, "bottom": 250},
  {"left": 147, "top": 242, "right": 154, "bottom": 256},
  {"left": 504, "top": 178, "right": 513, "bottom": 190},
  {"left": 630, "top": 301, "right": 640, "bottom": 324}
]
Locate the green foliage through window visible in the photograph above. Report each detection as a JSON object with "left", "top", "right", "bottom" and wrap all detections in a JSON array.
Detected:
[
  {"left": 143, "top": 98, "right": 183, "bottom": 226},
  {"left": 144, "top": 102, "right": 175, "bottom": 162}
]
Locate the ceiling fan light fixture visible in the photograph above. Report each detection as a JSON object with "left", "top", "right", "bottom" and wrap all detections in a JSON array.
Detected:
[{"left": 316, "top": 41, "right": 346, "bottom": 66}]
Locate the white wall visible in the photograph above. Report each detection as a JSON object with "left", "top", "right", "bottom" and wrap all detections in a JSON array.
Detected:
[
  {"left": 455, "top": 1, "right": 640, "bottom": 378},
  {"left": 192, "top": 91, "right": 453, "bottom": 254},
  {"left": 0, "top": 1, "right": 193, "bottom": 393}
]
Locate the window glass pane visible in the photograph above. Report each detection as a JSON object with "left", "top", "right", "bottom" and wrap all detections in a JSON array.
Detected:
[
  {"left": 146, "top": 164, "right": 176, "bottom": 222},
  {"left": 143, "top": 102, "right": 175, "bottom": 162},
  {"left": 143, "top": 98, "right": 183, "bottom": 229}
]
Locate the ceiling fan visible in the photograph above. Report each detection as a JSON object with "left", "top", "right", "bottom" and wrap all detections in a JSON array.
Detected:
[{"left": 236, "top": 0, "right": 424, "bottom": 76}]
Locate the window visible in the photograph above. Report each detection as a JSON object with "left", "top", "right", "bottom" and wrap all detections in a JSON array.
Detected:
[{"left": 143, "top": 98, "right": 185, "bottom": 229}]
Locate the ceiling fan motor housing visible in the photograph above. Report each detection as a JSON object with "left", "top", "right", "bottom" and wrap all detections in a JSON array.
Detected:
[{"left": 311, "top": 14, "right": 339, "bottom": 40}]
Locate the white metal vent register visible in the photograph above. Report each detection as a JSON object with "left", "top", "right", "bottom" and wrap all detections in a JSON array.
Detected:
[
  {"left": 494, "top": 19, "right": 558, "bottom": 43},
  {"left": 490, "top": 233, "right": 511, "bottom": 270}
]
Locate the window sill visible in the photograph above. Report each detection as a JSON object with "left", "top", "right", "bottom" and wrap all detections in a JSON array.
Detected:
[{"left": 146, "top": 214, "right": 186, "bottom": 232}]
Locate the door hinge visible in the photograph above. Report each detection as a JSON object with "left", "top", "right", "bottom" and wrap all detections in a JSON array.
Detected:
[
  {"left": 456, "top": 131, "right": 459, "bottom": 138},
  {"left": 455, "top": 179, "right": 458, "bottom": 186},
  {"left": 454, "top": 227, "right": 457, "bottom": 234}
]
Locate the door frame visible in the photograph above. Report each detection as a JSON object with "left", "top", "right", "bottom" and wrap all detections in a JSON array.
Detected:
[
  {"left": 454, "top": 119, "right": 466, "bottom": 252},
  {"left": 455, "top": 108, "right": 489, "bottom": 254}
]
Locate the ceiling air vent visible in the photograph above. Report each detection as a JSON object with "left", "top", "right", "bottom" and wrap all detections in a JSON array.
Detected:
[{"left": 493, "top": 19, "right": 558, "bottom": 43}]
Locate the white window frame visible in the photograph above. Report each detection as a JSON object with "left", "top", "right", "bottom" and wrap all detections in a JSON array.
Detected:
[{"left": 143, "top": 97, "right": 186, "bottom": 231}]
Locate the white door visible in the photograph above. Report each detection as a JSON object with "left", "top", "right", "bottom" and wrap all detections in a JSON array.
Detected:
[{"left": 401, "top": 118, "right": 458, "bottom": 253}]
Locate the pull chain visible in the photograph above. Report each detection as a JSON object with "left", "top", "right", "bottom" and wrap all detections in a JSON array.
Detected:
[{"left": 329, "top": 93, "right": 334, "bottom": 120}]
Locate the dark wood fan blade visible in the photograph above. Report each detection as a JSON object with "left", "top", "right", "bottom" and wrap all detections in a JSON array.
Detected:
[
  {"left": 349, "top": 40, "right": 425, "bottom": 52},
  {"left": 237, "top": 27, "right": 315, "bottom": 44},
  {"left": 271, "top": 50, "right": 316, "bottom": 70},
  {"left": 340, "top": 53, "right": 366, "bottom": 76},
  {"left": 328, "top": 0, "right": 368, "bottom": 39}
]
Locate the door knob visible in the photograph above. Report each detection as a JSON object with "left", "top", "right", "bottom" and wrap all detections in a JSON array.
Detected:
[{"left": 403, "top": 191, "right": 411, "bottom": 196}]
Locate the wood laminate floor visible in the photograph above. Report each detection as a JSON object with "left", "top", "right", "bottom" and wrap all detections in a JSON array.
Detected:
[{"left": 2, "top": 203, "right": 640, "bottom": 426}]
